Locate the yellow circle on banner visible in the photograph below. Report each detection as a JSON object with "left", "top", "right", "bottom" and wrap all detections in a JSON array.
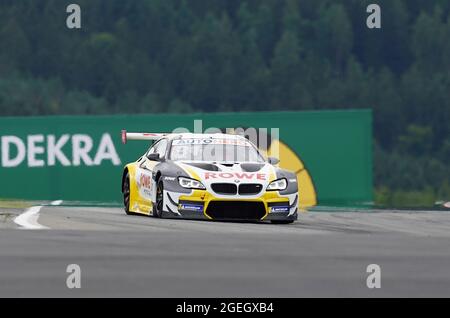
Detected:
[{"left": 261, "top": 139, "right": 317, "bottom": 209}]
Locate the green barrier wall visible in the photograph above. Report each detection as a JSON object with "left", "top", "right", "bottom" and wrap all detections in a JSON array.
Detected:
[{"left": 0, "top": 110, "right": 372, "bottom": 205}]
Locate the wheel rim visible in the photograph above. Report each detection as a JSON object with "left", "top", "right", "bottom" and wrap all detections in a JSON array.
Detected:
[{"left": 124, "top": 178, "right": 130, "bottom": 208}]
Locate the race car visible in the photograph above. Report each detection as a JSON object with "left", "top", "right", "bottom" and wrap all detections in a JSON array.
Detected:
[{"left": 120, "top": 131, "right": 298, "bottom": 224}]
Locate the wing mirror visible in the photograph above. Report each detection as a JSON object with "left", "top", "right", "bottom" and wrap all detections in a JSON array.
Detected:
[
  {"left": 147, "top": 153, "right": 161, "bottom": 161},
  {"left": 268, "top": 157, "right": 280, "bottom": 165}
]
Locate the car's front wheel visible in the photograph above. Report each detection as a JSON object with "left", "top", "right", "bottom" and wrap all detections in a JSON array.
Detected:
[{"left": 153, "top": 180, "right": 164, "bottom": 218}]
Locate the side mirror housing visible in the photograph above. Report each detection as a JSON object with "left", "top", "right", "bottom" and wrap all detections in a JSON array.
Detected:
[
  {"left": 147, "top": 153, "right": 161, "bottom": 161},
  {"left": 268, "top": 157, "right": 280, "bottom": 165}
]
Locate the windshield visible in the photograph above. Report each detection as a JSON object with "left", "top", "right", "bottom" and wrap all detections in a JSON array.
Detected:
[{"left": 169, "top": 138, "right": 265, "bottom": 163}]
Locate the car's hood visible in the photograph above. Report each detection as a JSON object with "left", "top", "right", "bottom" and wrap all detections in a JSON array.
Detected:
[{"left": 174, "top": 161, "right": 277, "bottom": 188}]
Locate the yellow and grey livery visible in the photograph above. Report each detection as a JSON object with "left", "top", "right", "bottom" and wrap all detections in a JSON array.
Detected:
[{"left": 121, "top": 131, "right": 298, "bottom": 224}]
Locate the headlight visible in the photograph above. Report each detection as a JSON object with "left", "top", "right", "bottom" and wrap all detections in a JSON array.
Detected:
[
  {"left": 178, "top": 177, "right": 206, "bottom": 190},
  {"left": 266, "top": 178, "right": 287, "bottom": 191}
]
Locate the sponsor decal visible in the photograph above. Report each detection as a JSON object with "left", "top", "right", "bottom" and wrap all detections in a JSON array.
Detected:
[
  {"left": 204, "top": 172, "right": 267, "bottom": 180},
  {"left": 139, "top": 174, "right": 152, "bottom": 190},
  {"left": 179, "top": 204, "right": 203, "bottom": 212},
  {"left": 164, "top": 176, "right": 176, "bottom": 181},
  {"left": 0, "top": 133, "right": 120, "bottom": 168},
  {"left": 136, "top": 171, "right": 153, "bottom": 197},
  {"left": 172, "top": 138, "right": 249, "bottom": 146},
  {"left": 271, "top": 206, "right": 289, "bottom": 213}
]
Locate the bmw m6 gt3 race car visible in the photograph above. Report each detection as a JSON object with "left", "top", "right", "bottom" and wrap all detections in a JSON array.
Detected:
[{"left": 120, "top": 131, "right": 298, "bottom": 224}]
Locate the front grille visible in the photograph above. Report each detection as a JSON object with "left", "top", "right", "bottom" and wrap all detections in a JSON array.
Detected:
[
  {"left": 238, "top": 183, "right": 263, "bottom": 195},
  {"left": 206, "top": 201, "right": 266, "bottom": 220},
  {"left": 211, "top": 183, "right": 237, "bottom": 195}
]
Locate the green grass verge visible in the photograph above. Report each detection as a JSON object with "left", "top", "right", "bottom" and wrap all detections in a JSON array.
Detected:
[
  {"left": 374, "top": 186, "right": 448, "bottom": 208},
  {"left": 0, "top": 200, "right": 39, "bottom": 209}
]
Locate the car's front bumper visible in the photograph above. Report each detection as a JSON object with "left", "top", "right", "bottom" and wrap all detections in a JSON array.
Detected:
[{"left": 162, "top": 189, "right": 298, "bottom": 222}]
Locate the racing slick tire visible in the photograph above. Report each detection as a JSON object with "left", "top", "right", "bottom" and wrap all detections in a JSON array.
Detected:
[
  {"left": 153, "top": 180, "right": 164, "bottom": 218},
  {"left": 123, "top": 172, "right": 132, "bottom": 215},
  {"left": 271, "top": 220, "right": 295, "bottom": 225}
]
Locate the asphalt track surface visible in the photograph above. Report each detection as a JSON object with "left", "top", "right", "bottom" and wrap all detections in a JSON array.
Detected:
[{"left": 1, "top": 205, "right": 450, "bottom": 297}]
